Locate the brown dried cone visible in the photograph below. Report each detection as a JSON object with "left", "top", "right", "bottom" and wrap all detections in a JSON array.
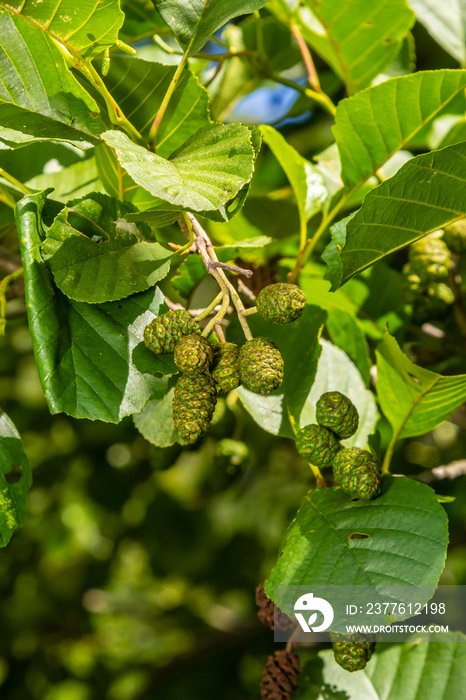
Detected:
[
  {"left": 255, "top": 582, "right": 296, "bottom": 632},
  {"left": 261, "top": 650, "right": 301, "bottom": 700}
]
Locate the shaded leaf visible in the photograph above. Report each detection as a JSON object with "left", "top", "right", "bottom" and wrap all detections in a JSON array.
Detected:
[
  {"left": 26, "top": 158, "right": 105, "bottom": 203},
  {"left": 16, "top": 190, "right": 170, "bottom": 423},
  {"left": 408, "top": 0, "right": 466, "bottom": 64},
  {"left": 333, "top": 70, "right": 466, "bottom": 188},
  {"left": 376, "top": 333, "right": 466, "bottom": 440},
  {"left": 0, "top": 411, "right": 32, "bottom": 548},
  {"left": 0, "top": 13, "right": 105, "bottom": 146},
  {"left": 42, "top": 193, "right": 172, "bottom": 303},
  {"left": 152, "top": 0, "right": 269, "bottom": 57},
  {"left": 103, "top": 123, "right": 256, "bottom": 212},
  {"left": 339, "top": 141, "right": 466, "bottom": 285}
]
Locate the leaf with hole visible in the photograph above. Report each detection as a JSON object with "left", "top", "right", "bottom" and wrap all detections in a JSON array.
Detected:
[{"left": 265, "top": 477, "right": 448, "bottom": 601}]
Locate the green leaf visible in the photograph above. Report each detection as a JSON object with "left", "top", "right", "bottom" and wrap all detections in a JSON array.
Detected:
[
  {"left": 376, "top": 333, "right": 466, "bottom": 440},
  {"left": 1, "top": 0, "right": 124, "bottom": 58},
  {"left": 237, "top": 305, "right": 326, "bottom": 435},
  {"left": 339, "top": 141, "right": 466, "bottom": 285},
  {"left": 265, "top": 477, "right": 448, "bottom": 594},
  {"left": 322, "top": 214, "right": 350, "bottom": 290},
  {"left": 16, "top": 190, "right": 171, "bottom": 423},
  {"left": 26, "top": 158, "right": 105, "bottom": 203},
  {"left": 333, "top": 70, "right": 466, "bottom": 188},
  {"left": 103, "top": 123, "right": 256, "bottom": 212},
  {"left": 409, "top": 0, "right": 466, "bottom": 64},
  {"left": 41, "top": 194, "right": 172, "bottom": 303},
  {"left": 325, "top": 309, "right": 372, "bottom": 388},
  {"left": 0, "top": 410, "right": 32, "bottom": 548},
  {"left": 296, "top": 633, "right": 466, "bottom": 700},
  {"left": 102, "top": 58, "right": 210, "bottom": 157},
  {"left": 121, "top": 0, "right": 165, "bottom": 38},
  {"left": 0, "top": 13, "right": 105, "bottom": 146},
  {"left": 133, "top": 387, "right": 178, "bottom": 448},
  {"left": 297, "top": 0, "right": 415, "bottom": 94},
  {"left": 171, "top": 255, "right": 206, "bottom": 299},
  {"left": 152, "top": 0, "right": 269, "bottom": 57},
  {"left": 299, "top": 339, "right": 377, "bottom": 448},
  {"left": 260, "top": 125, "right": 327, "bottom": 240}
]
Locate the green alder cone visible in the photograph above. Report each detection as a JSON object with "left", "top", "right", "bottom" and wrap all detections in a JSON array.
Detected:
[
  {"left": 174, "top": 334, "right": 213, "bottom": 373},
  {"left": 330, "top": 633, "right": 376, "bottom": 672},
  {"left": 211, "top": 342, "right": 241, "bottom": 393},
  {"left": 255, "top": 283, "right": 306, "bottom": 324},
  {"left": 332, "top": 447, "right": 382, "bottom": 500},
  {"left": 144, "top": 310, "right": 201, "bottom": 354},
  {"left": 402, "top": 264, "right": 454, "bottom": 322},
  {"left": 412, "top": 282, "right": 455, "bottom": 323},
  {"left": 316, "top": 391, "right": 359, "bottom": 439},
  {"left": 172, "top": 372, "right": 217, "bottom": 443},
  {"left": 214, "top": 438, "right": 249, "bottom": 470},
  {"left": 295, "top": 424, "right": 341, "bottom": 468},
  {"left": 443, "top": 219, "right": 466, "bottom": 253},
  {"left": 239, "top": 337, "right": 284, "bottom": 395},
  {"left": 401, "top": 263, "right": 423, "bottom": 305},
  {"left": 409, "top": 234, "right": 451, "bottom": 282}
]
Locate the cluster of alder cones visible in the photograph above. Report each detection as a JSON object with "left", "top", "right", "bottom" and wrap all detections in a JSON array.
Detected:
[
  {"left": 296, "top": 391, "right": 383, "bottom": 500},
  {"left": 402, "top": 220, "right": 466, "bottom": 323},
  {"left": 143, "top": 283, "right": 306, "bottom": 443}
]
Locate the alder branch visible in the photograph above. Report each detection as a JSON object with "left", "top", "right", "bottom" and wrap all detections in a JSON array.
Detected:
[
  {"left": 412, "top": 460, "right": 466, "bottom": 484},
  {"left": 164, "top": 296, "right": 232, "bottom": 318},
  {"left": 237, "top": 278, "right": 257, "bottom": 302}
]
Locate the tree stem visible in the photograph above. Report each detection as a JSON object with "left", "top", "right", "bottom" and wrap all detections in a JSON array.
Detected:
[
  {"left": 149, "top": 54, "right": 189, "bottom": 151},
  {"left": 268, "top": 71, "right": 336, "bottom": 117},
  {"left": 0, "top": 168, "right": 34, "bottom": 195},
  {"left": 186, "top": 213, "right": 254, "bottom": 341}
]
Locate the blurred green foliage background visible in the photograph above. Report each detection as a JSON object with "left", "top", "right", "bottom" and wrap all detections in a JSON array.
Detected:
[{"left": 1, "top": 9, "right": 466, "bottom": 700}]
